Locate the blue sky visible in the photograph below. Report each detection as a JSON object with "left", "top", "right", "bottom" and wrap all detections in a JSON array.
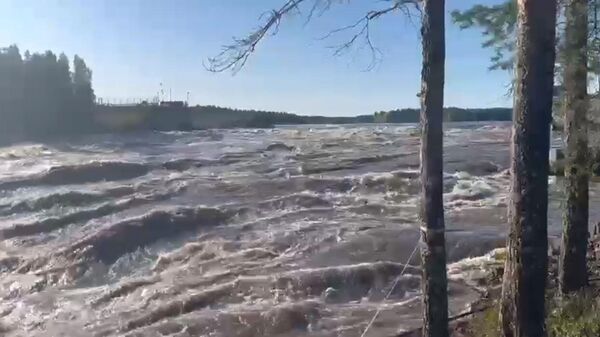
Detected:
[{"left": 0, "top": 0, "right": 511, "bottom": 116}]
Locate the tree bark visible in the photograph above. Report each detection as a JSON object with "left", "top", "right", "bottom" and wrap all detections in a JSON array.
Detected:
[
  {"left": 419, "top": 1, "right": 448, "bottom": 337},
  {"left": 500, "top": 1, "right": 557, "bottom": 337},
  {"left": 560, "top": 0, "right": 589, "bottom": 294}
]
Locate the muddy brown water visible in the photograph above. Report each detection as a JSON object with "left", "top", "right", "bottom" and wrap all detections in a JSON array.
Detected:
[{"left": 0, "top": 123, "right": 597, "bottom": 336}]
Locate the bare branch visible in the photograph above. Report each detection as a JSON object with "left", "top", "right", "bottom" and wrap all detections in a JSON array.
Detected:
[
  {"left": 206, "top": 0, "right": 421, "bottom": 73},
  {"left": 321, "top": 0, "right": 420, "bottom": 70},
  {"left": 304, "top": 0, "right": 335, "bottom": 26},
  {"left": 206, "top": 0, "right": 308, "bottom": 73}
]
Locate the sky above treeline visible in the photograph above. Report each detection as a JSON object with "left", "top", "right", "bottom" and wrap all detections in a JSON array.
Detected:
[{"left": 0, "top": 0, "right": 511, "bottom": 116}]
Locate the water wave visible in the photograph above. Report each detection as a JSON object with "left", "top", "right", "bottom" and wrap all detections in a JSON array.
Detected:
[{"left": 0, "top": 161, "right": 150, "bottom": 190}]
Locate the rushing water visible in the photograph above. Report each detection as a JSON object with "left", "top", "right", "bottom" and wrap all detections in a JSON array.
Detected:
[{"left": 0, "top": 122, "right": 597, "bottom": 336}]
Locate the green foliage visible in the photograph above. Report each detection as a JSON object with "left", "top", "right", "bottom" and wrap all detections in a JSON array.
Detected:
[
  {"left": 71, "top": 55, "right": 96, "bottom": 131},
  {"left": 374, "top": 109, "right": 419, "bottom": 123},
  {"left": 452, "top": 0, "right": 600, "bottom": 78},
  {"left": 467, "top": 294, "right": 600, "bottom": 337},
  {"left": 373, "top": 111, "right": 388, "bottom": 123},
  {"left": 0, "top": 45, "right": 95, "bottom": 142},
  {"left": 469, "top": 305, "right": 501, "bottom": 337},
  {"left": 548, "top": 293, "right": 600, "bottom": 337},
  {"left": 451, "top": 1, "right": 517, "bottom": 71},
  {"left": 0, "top": 45, "right": 24, "bottom": 133}
]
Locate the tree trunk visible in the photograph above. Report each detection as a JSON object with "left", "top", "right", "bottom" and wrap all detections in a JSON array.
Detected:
[
  {"left": 560, "top": 0, "right": 589, "bottom": 294},
  {"left": 419, "top": 1, "right": 448, "bottom": 337},
  {"left": 500, "top": 1, "right": 557, "bottom": 337}
]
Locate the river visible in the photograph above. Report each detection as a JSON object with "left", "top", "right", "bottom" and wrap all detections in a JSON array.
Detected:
[{"left": 0, "top": 122, "right": 597, "bottom": 336}]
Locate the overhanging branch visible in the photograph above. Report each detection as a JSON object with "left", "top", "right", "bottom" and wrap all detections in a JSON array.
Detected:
[
  {"left": 321, "top": 0, "right": 420, "bottom": 70},
  {"left": 205, "top": 0, "right": 308, "bottom": 73},
  {"left": 206, "top": 0, "right": 421, "bottom": 73}
]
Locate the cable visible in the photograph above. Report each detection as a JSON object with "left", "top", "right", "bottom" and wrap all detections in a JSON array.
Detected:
[{"left": 359, "top": 240, "right": 421, "bottom": 337}]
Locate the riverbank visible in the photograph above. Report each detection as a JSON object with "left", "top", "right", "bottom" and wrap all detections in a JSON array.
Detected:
[{"left": 447, "top": 226, "right": 600, "bottom": 337}]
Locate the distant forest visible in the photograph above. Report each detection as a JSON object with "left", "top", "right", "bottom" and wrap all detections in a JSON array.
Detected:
[
  {"left": 0, "top": 45, "right": 95, "bottom": 141},
  {"left": 171, "top": 106, "right": 511, "bottom": 129},
  {"left": 0, "top": 44, "right": 513, "bottom": 142},
  {"left": 197, "top": 107, "right": 512, "bottom": 128},
  {"left": 373, "top": 107, "right": 512, "bottom": 123},
  {"left": 192, "top": 106, "right": 374, "bottom": 128}
]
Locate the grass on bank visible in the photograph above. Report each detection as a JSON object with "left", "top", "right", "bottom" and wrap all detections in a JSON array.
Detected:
[{"left": 467, "top": 291, "right": 600, "bottom": 337}]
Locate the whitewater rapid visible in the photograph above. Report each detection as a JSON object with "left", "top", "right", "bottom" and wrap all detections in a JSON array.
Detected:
[{"left": 0, "top": 123, "right": 595, "bottom": 336}]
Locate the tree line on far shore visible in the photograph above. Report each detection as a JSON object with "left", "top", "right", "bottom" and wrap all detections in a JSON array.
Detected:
[
  {"left": 192, "top": 106, "right": 511, "bottom": 128},
  {"left": 193, "top": 106, "right": 511, "bottom": 127},
  {"left": 374, "top": 107, "right": 512, "bottom": 123},
  {"left": 190, "top": 106, "right": 375, "bottom": 128},
  {"left": 0, "top": 45, "right": 95, "bottom": 141}
]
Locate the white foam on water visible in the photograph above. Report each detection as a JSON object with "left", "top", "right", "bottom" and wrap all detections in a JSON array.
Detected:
[
  {"left": 448, "top": 248, "right": 506, "bottom": 286},
  {"left": 443, "top": 170, "right": 510, "bottom": 210},
  {"left": 0, "top": 123, "right": 521, "bottom": 337}
]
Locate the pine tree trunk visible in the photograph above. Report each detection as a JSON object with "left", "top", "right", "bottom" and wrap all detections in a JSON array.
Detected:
[
  {"left": 419, "top": 1, "right": 448, "bottom": 337},
  {"left": 500, "top": 1, "right": 557, "bottom": 337},
  {"left": 560, "top": 0, "right": 589, "bottom": 294}
]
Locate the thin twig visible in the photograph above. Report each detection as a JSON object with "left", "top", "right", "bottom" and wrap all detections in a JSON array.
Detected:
[
  {"left": 206, "top": 0, "right": 421, "bottom": 73},
  {"left": 320, "top": 0, "right": 420, "bottom": 70},
  {"left": 205, "top": 0, "right": 308, "bottom": 73}
]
